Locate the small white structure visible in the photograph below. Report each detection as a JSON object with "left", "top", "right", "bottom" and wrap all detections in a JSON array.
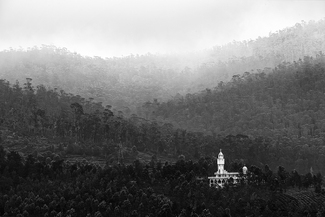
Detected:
[
  {"left": 242, "top": 165, "right": 248, "bottom": 175},
  {"left": 208, "top": 149, "right": 240, "bottom": 187}
]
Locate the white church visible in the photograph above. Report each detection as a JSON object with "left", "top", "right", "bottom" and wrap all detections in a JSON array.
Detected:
[{"left": 208, "top": 149, "right": 247, "bottom": 187}]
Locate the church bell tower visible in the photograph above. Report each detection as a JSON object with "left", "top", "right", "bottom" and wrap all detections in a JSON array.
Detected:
[{"left": 217, "top": 149, "right": 225, "bottom": 173}]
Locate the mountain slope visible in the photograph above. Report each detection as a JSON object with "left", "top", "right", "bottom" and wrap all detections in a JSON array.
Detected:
[
  {"left": 153, "top": 54, "right": 325, "bottom": 139},
  {"left": 1, "top": 19, "right": 325, "bottom": 114}
]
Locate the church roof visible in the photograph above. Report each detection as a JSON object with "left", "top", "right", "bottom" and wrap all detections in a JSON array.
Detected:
[{"left": 218, "top": 149, "right": 224, "bottom": 157}]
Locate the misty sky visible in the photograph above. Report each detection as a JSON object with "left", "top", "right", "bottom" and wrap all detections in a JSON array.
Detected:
[{"left": 0, "top": 0, "right": 324, "bottom": 57}]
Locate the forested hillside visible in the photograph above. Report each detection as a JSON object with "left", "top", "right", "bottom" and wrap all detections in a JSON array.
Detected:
[
  {"left": 0, "top": 19, "right": 324, "bottom": 114},
  {"left": 197, "top": 19, "right": 325, "bottom": 90},
  {"left": 1, "top": 19, "right": 325, "bottom": 175},
  {"left": 1, "top": 0, "right": 325, "bottom": 215},
  {"left": 1, "top": 146, "right": 324, "bottom": 216},
  {"left": 2, "top": 74, "right": 325, "bottom": 174},
  {"left": 154, "top": 54, "right": 325, "bottom": 137},
  {"left": 210, "top": 20, "right": 325, "bottom": 62},
  {"left": 0, "top": 47, "right": 191, "bottom": 114},
  {"left": 149, "top": 54, "right": 325, "bottom": 172}
]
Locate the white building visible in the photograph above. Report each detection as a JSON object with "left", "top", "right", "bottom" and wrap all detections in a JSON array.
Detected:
[{"left": 208, "top": 149, "right": 240, "bottom": 187}]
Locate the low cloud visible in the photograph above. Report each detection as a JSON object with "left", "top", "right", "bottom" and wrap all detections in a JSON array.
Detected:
[{"left": 0, "top": 0, "right": 324, "bottom": 57}]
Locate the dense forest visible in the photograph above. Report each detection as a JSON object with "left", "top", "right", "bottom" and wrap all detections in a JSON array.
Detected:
[
  {"left": 1, "top": 20, "right": 325, "bottom": 173},
  {"left": 1, "top": 54, "right": 325, "bottom": 174},
  {"left": 152, "top": 54, "right": 325, "bottom": 172},
  {"left": 1, "top": 18, "right": 325, "bottom": 216},
  {"left": 154, "top": 54, "right": 325, "bottom": 137},
  {"left": 0, "top": 145, "right": 324, "bottom": 216}
]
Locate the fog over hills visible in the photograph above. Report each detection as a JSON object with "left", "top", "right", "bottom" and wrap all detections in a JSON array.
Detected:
[
  {"left": 1, "top": 0, "right": 325, "bottom": 57},
  {"left": 2, "top": 2, "right": 325, "bottom": 216},
  {"left": 1, "top": 18, "right": 325, "bottom": 115}
]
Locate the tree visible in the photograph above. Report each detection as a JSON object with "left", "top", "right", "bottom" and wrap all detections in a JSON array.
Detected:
[{"left": 302, "top": 172, "right": 313, "bottom": 188}]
